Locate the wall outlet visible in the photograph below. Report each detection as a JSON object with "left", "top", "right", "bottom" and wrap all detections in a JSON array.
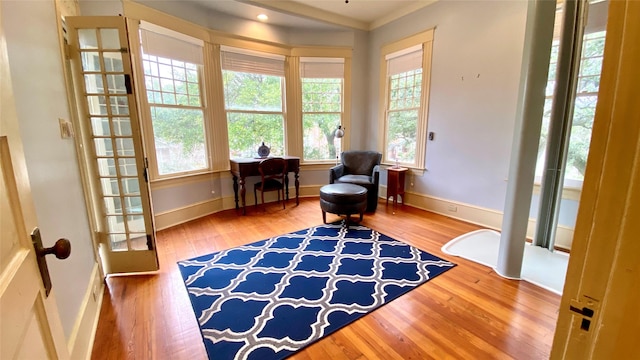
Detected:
[{"left": 447, "top": 204, "right": 458, "bottom": 212}]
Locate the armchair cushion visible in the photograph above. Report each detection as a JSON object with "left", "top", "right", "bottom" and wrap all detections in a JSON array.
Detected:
[
  {"left": 329, "top": 151, "right": 382, "bottom": 212},
  {"left": 337, "top": 174, "right": 372, "bottom": 186}
]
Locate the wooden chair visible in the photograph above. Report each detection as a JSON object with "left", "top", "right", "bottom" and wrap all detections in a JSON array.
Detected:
[{"left": 254, "top": 158, "right": 287, "bottom": 210}]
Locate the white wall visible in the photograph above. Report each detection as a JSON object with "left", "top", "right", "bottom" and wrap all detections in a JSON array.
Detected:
[
  {"left": 369, "top": 0, "right": 528, "bottom": 211},
  {"left": 2, "top": 0, "right": 97, "bottom": 338}
]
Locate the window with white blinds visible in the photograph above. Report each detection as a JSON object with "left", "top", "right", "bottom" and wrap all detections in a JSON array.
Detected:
[
  {"left": 386, "top": 44, "right": 422, "bottom": 76},
  {"left": 140, "top": 25, "right": 204, "bottom": 65},
  {"left": 221, "top": 48, "right": 284, "bottom": 76},
  {"left": 379, "top": 29, "right": 433, "bottom": 170},
  {"left": 139, "top": 24, "right": 208, "bottom": 176},
  {"left": 221, "top": 47, "right": 286, "bottom": 158}
]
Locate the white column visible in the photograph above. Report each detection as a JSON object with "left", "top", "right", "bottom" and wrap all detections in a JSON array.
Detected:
[{"left": 497, "top": 0, "right": 557, "bottom": 279}]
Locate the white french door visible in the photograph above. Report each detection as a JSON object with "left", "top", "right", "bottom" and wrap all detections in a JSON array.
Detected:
[{"left": 65, "top": 16, "right": 158, "bottom": 274}]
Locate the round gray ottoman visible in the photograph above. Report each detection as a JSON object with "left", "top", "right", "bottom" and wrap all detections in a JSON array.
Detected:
[{"left": 319, "top": 184, "right": 368, "bottom": 225}]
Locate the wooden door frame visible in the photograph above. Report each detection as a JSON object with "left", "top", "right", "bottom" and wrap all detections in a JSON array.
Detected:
[{"left": 551, "top": 0, "right": 640, "bottom": 357}]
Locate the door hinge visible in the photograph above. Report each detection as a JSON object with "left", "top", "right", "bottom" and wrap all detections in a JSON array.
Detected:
[
  {"left": 143, "top": 157, "right": 149, "bottom": 183},
  {"left": 146, "top": 234, "right": 154, "bottom": 250},
  {"left": 124, "top": 74, "right": 132, "bottom": 94},
  {"left": 64, "top": 43, "right": 72, "bottom": 59}
]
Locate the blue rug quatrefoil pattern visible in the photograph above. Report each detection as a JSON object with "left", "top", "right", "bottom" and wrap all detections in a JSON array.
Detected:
[{"left": 178, "top": 222, "right": 455, "bottom": 360}]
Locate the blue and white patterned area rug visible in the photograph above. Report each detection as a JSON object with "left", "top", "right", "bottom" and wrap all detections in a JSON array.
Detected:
[{"left": 177, "top": 222, "right": 455, "bottom": 360}]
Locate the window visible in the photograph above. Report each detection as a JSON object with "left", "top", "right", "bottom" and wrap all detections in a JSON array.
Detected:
[
  {"left": 140, "top": 25, "right": 207, "bottom": 176},
  {"left": 301, "top": 58, "right": 344, "bottom": 162},
  {"left": 379, "top": 30, "right": 433, "bottom": 170},
  {"left": 221, "top": 47, "right": 285, "bottom": 158},
  {"left": 536, "top": 30, "right": 606, "bottom": 185}
]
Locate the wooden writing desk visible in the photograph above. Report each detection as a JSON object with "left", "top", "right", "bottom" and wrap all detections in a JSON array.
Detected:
[{"left": 230, "top": 157, "right": 300, "bottom": 215}]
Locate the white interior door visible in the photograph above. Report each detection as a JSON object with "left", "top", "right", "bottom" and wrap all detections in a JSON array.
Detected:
[
  {"left": 65, "top": 16, "right": 159, "bottom": 274},
  {"left": 0, "top": 11, "right": 68, "bottom": 360}
]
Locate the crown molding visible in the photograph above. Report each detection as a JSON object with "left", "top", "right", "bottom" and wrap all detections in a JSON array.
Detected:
[
  {"left": 370, "top": 0, "right": 438, "bottom": 30},
  {"left": 241, "top": 0, "right": 370, "bottom": 31}
]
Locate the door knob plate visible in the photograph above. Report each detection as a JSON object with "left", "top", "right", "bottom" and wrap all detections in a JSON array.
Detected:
[{"left": 31, "top": 227, "right": 71, "bottom": 297}]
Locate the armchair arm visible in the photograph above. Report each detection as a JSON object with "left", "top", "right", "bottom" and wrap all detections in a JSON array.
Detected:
[
  {"left": 329, "top": 164, "right": 345, "bottom": 183},
  {"left": 371, "top": 165, "right": 381, "bottom": 185}
]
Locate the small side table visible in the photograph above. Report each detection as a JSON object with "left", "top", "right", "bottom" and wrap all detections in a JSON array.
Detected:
[{"left": 387, "top": 167, "right": 408, "bottom": 211}]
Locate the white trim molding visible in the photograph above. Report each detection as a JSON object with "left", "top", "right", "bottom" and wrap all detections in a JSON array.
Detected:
[
  {"left": 154, "top": 185, "right": 324, "bottom": 230},
  {"left": 68, "top": 264, "right": 104, "bottom": 360},
  {"left": 398, "top": 189, "right": 574, "bottom": 251},
  {"left": 155, "top": 198, "right": 225, "bottom": 230}
]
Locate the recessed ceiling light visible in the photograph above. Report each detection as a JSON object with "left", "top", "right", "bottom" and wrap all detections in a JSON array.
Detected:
[{"left": 257, "top": 14, "right": 268, "bottom": 22}]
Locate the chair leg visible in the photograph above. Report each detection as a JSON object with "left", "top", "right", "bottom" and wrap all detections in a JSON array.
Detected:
[
  {"left": 254, "top": 188, "right": 258, "bottom": 208},
  {"left": 359, "top": 211, "right": 363, "bottom": 222},
  {"left": 281, "top": 189, "right": 285, "bottom": 209},
  {"left": 322, "top": 210, "right": 327, "bottom": 224},
  {"left": 261, "top": 191, "right": 265, "bottom": 209}
]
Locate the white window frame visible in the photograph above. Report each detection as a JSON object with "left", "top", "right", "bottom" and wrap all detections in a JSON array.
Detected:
[
  {"left": 536, "top": 30, "right": 607, "bottom": 196},
  {"left": 131, "top": 21, "right": 211, "bottom": 180},
  {"left": 221, "top": 46, "right": 286, "bottom": 158},
  {"left": 378, "top": 29, "right": 434, "bottom": 172},
  {"left": 300, "top": 57, "right": 345, "bottom": 163}
]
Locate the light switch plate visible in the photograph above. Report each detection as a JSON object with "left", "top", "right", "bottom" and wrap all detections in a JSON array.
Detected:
[{"left": 58, "top": 118, "right": 74, "bottom": 139}]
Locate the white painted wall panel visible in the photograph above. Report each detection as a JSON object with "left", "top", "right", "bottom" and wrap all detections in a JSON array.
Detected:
[{"left": 369, "top": 0, "right": 528, "bottom": 211}]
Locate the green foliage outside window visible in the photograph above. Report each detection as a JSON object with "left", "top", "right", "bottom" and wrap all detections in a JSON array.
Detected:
[
  {"left": 386, "top": 69, "right": 422, "bottom": 164},
  {"left": 227, "top": 113, "right": 284, "bottom": 158},
  {"left": 302, "top": 78, "right": 342, "bottom": 161},
  {"left": 223, "top": 70, "right": 285, "bottom": 158},
  {"left": 538, "top": 31, "right": 605, "bottom": 181},
  {"left": 142, "top": 54, "right": 207, "bottom": 175},
  {"left": 149, "top": 106, "right": 206, "bottom": 174}
]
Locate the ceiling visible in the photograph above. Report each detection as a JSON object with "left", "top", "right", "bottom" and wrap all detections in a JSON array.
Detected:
[{"left": 189, "top": 0, "right": 438, "bottom": 31}]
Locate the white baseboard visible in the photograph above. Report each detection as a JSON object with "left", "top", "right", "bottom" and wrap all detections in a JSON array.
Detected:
[
  {"left": 156, "top": 185, "right": 573, "bottom": 250},
  {"left": 155, "top": 185, "right": 324, "bottom": 230},
  {"left": 155, "top": 198, "right": 224, "bottom": 230},
  {"left": 67, "top": 264, "right": 103, "bottom": 360},
  {"left": 400, "top": 189, "right": 573, "bottom": 250}
]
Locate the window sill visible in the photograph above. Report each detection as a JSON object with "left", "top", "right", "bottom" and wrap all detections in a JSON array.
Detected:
[
  {"left": 301, "top": 162, "right": 340, "bottom": 171},
  {"left": 380, "top": 162, "right": 426, "bottom": 176},
  {"left": 150, "top": 170, "right": 222, "bottom": 190},
  {"left": 532, "top": 182, "right": 582, "bottom": 201}
]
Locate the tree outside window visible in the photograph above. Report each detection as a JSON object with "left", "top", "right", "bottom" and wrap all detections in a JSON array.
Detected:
[
  {"left": 537, "top": 31, "right": 606, "bottom": 184},
  {"left": 301, "top": 58, "right": 344, "bottom": 162},
  {"left": 379, "top": 29, "right": 433, "bottom": 170},
  {"left": 386, "top": 68, "right": 422, "bottom": 164},
  {"left": 222, "top": 49, "right": 285, "bottom": 158},
  {"left": 139, "top": 26, "right": 208, "bottom": 177}
]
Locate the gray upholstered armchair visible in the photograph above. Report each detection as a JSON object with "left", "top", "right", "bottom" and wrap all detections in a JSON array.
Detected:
[{"left": 329, "top": 151, "right": 382, "bottom": 212}]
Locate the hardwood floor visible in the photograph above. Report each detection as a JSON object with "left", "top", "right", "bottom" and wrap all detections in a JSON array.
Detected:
[{"left": 91, "top": 197, "right": 560, "bottom": 360}]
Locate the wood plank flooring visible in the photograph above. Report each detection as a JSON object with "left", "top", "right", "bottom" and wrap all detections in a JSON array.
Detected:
[{"left": 91, "top": 197, "right": 561, "bottom": 359}]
